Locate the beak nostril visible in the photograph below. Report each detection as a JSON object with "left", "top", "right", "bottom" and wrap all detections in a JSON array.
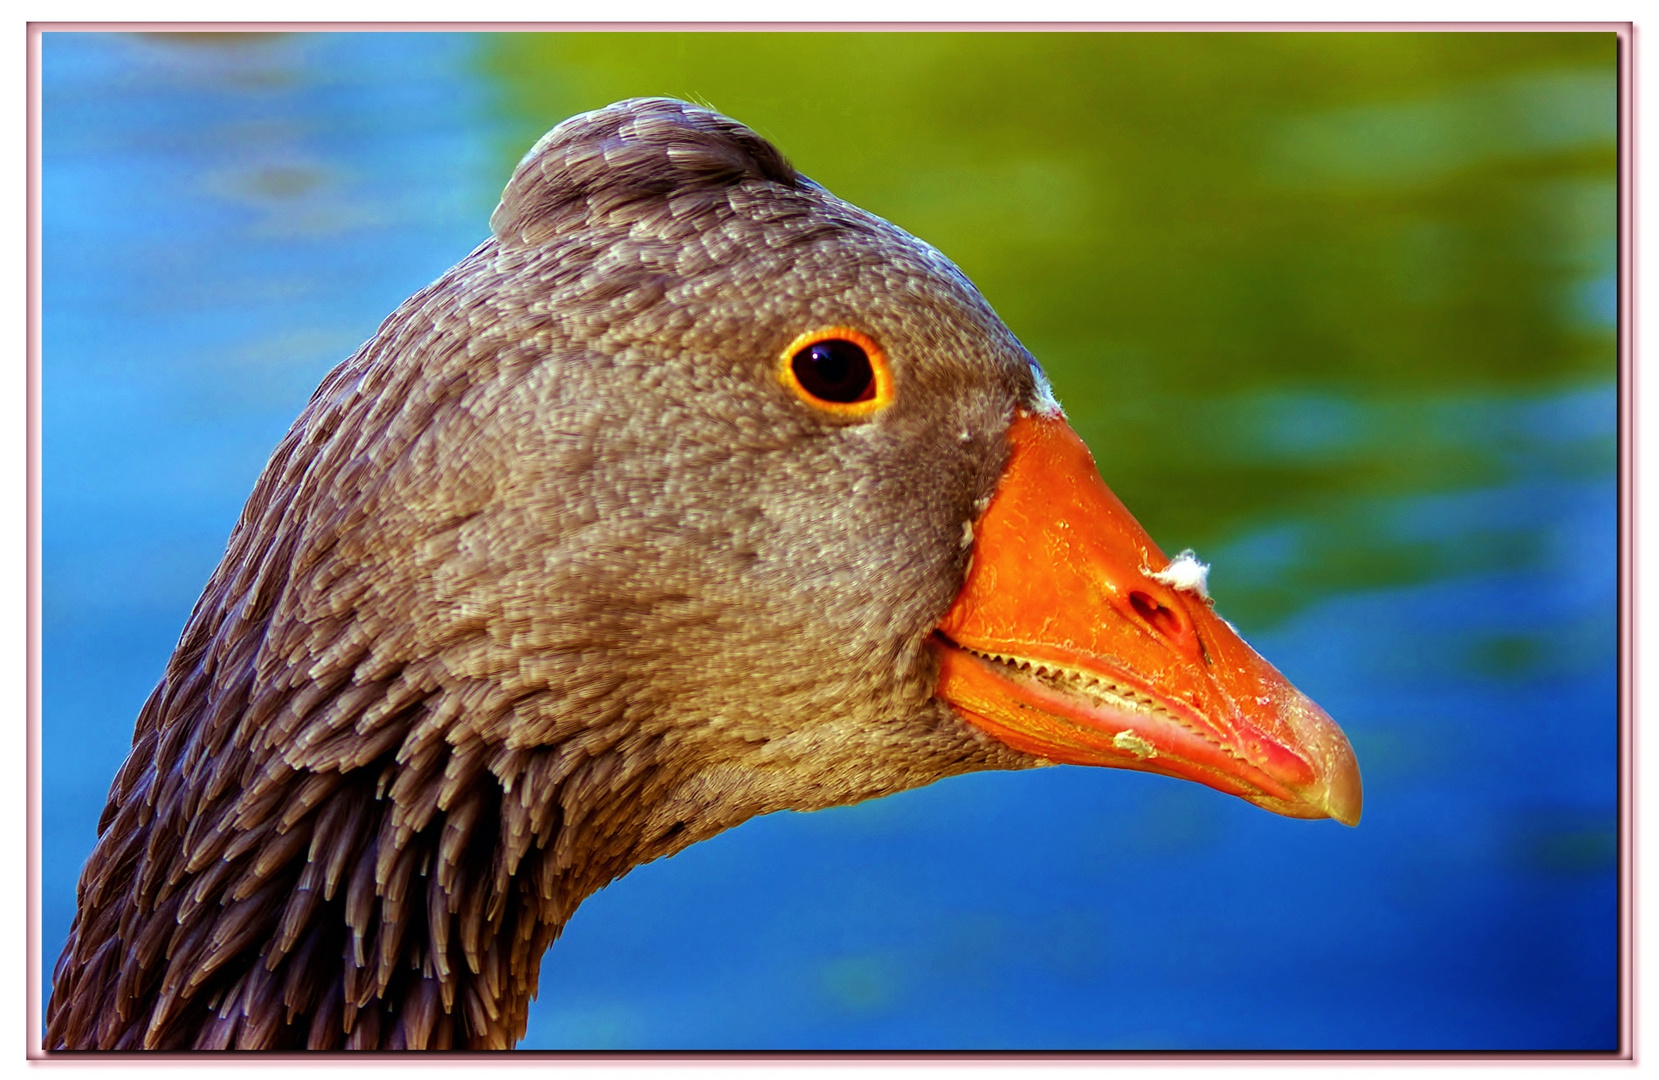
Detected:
[{"left": 1129, "top": 590, "right": 1183, "bottom": 640}]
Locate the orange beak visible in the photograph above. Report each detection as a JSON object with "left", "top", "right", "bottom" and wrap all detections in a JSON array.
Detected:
[{"left": 933, "top": 410, "right": 1362, "bottom": 825}]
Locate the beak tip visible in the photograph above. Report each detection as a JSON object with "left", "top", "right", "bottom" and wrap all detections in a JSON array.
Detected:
[
  {"left": 1278, "top": 690, "right": 1362, "bottom": 826},
  {"left": 1320, "top": 745, "right": 1364, "bottom": 827}
]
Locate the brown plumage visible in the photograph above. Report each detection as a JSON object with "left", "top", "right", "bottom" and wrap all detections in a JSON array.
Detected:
[{"left": 47, "top": 98, "right": 1045, "bottom": 1050}]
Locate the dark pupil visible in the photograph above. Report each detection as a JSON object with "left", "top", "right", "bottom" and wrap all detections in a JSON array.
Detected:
[{"left": 792, "top": 339, "right": 875, "bottom": 404}]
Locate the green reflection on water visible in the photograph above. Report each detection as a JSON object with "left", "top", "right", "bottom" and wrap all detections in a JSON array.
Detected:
[{"left": 479, "top": 32, "right": 1616, "bottom": 625}]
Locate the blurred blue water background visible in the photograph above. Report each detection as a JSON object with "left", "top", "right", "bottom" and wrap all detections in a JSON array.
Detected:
[{"left": 40, "top": 31, "right": 1619, "bottom": 1050}]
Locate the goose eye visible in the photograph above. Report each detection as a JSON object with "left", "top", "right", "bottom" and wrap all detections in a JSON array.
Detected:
[
  {"left": 795, "top": 340, "right": 873, "bottom": 403},
  {"left": 779, "top": 327, "right": 894, "bottom": 417}
]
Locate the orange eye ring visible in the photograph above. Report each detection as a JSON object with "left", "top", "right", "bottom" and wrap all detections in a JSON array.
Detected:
[{"left": 778, "top": 327, "right": 894, "bottom": 418}]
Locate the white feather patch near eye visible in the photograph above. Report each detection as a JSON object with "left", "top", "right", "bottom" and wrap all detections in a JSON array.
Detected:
[{"left": 1149, "top": 549, "right": 1211, "bottom": 600}]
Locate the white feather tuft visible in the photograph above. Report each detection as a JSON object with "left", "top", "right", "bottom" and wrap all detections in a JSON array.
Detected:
[
  {"left": 1028, "top": 361, "right": 1063, "bottom": 417},
  {"left": 1149, "top": 549, "right": 1211, "bottom": 601}
]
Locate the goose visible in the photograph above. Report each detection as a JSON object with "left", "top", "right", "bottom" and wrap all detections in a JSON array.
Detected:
[{"left": 45, "top": 97, "right": 1361, "bottom": 1052}]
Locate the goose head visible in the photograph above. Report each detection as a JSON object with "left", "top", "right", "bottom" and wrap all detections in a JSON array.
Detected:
[{"left": 47, "top": 97, "right": 1359, "bottom": 1051}]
